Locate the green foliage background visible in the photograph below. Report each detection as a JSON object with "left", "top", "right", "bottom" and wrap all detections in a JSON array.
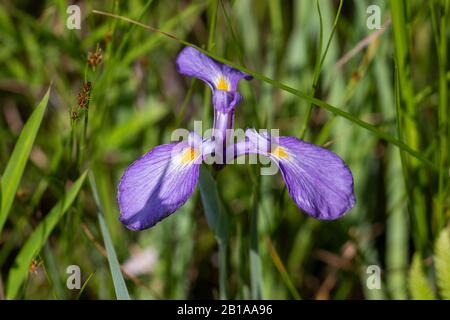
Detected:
[{"left": 0, "top": 0, "right": 449, "bottom": 299}]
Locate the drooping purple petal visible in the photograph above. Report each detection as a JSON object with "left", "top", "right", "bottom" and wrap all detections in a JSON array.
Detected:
[
  {"left": 240, "top": 130, "right": 355, "bottom": 220},
  {"left": 117, "top": 141, "right": 200, "bottom": 230},
  {"left": 176, "top": 46, "right": 252, "bottom": 92},
  {"left": 273, "top": 137, "right": 355, "bottom": 220}
]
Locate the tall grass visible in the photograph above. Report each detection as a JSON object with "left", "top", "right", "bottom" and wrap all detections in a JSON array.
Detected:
[{"left": 0, "top": 0, "right": 448, "bottom": 300}]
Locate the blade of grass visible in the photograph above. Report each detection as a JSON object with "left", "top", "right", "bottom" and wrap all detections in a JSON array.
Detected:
[
  {"left": 300, "top": 0, "right": 344, "bottom": 139},
  {"left": 0, "top": 87, "right": 50, "bottom": 235},
  {"left": 202, "top": 0, "right": 218, "bottom": 127},
  {"left": 265, "top": 237, "right": 301, "bottom": 300},
  {"left": 76, "top": 272, "right": 95, "bottom": 300},
  {"left": 91, "top": 10, "right": 436, "bottom": 169},
  {"left": 88, "top": 172, "right": 130, "bottom": 300},
  {"left": 429, "top": 0, "right": 449, "bottom": 232},
  {"left": 5, "top": 171, "right": 87, "bottom": 299}
]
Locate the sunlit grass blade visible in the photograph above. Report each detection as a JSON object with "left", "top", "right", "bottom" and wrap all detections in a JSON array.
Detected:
[
  {"left": 5, "top": 171, "right": 87, "bottom": 299},
  {"left": 89, "top": 173, "right": 130, "bottom": 300},
  {"left": 76, "top": 272, "right": 95, "bottom": 300},
  {"left": 435, "top": 228, "right": 450, "bottom": 299},
  {"left": 101, "top": 103, "right": 167, "bottom": 151},
  {"left": 408, "top": 253, "right": 436, "bottom": 300},
  {"left": 0, "top": 87, "right": 50, "bottom": 235},
  {"left": 265, "top": 238, "right": 301, "bottom": 300}
]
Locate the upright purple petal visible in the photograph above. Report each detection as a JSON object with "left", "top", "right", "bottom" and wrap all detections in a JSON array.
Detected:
[
  {"left": 117, "top": 142, "right": 201, "bottom": 230},
  {"left": 176, "top": 47, "right": 222, "bottom": 90},
  {"left": 176, "top": 46, "right": 252, "bottom": 92},
  {"left": 273, "top": 137, "right": 355, "bottom": 220}
]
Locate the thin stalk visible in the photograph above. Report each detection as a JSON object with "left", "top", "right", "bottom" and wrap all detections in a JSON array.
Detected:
[
  {"left": 250, "top": 176, "right": 262, "bottom": 299},
  {"left": 431, "top": 0, "right": 449, "bottom": 232},
  {"left": 218, "top": 239, "right": 228, "bottom": 299},
  {"left": 300, "top": 0, "right": 344, "bottom": 139},
  {"left": 202, "top": 0, "right": 218, "bottom": 127}
]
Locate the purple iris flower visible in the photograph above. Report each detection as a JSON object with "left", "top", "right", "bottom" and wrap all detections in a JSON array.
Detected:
[
  {"left": 176, "top": 47, "right": 252, "bottom": 150},
  {"left": 117, "top": 47, "right": 355, "bottom": 231}
]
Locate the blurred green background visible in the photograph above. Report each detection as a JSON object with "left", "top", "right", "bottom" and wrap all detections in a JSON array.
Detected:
[{"left": 0, "top": 0, "right": 449, "bottom": 300}]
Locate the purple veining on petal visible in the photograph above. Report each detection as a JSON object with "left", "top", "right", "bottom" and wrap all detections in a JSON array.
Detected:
[
  {"left": 236, "top": 129, "right": 355, "bottom": 220},
  {"left": 274, "top": 136, "right": 355, "bottom": 220},
  {"left": 117, "top": 141, "right": 201, "bottom": 230}
]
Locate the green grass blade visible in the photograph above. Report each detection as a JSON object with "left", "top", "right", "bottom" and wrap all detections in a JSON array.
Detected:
[
  {"left": 408, "top": 253, "right": 436, "bottom": 300},
  {"left": 199, "top": 166, "right": 228, "bottom": 242},
  {"left": 266, "top": 238, "right": 301, "bottom": 300},
  {"left": 98, "top": 213, "right": 130, "bottom": 300},
  {"left": 435, "top": 228, "right": 450, "bottom": 299},
  {"left": 5, "top": 171, "right": 87, "bottom": 299},
  {"left": 89, "top": 173, "right": 130, "bottom": 300},
  {"left": 0, "top": 87, "right": 50, "bottom": 235}
]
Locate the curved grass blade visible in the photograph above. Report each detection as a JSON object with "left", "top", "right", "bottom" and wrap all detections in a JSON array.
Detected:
[
  {"left": 0, "top": 87, "right": 50, "bottom": 235},
  {"left": 266, "top": 237, "right": 301, "bottom": 300},
  {"left": 5, "top": 171, "right": 87, "bottom": 299},
  {"left": 89, "top": 172, "right": 130, "bottom": 300},
  {"left": 76, "top": 272, "right": 95, "bottom": 300},
  {"left": 91, "top": 10, "right": 435, "bottom": 170}
]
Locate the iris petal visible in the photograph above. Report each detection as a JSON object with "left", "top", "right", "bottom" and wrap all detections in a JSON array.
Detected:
[
  {"left": 242, "top": 130, "right": 355, "bottom": 220},
  {"left": 273, "top": 137, "right": 355, "bottom": 220},
  {"left": 117, "top": 142, "right": 200, "bottom": 230},
  {"left": 176, "top": 47, "right": 252, "bottom": 92}
]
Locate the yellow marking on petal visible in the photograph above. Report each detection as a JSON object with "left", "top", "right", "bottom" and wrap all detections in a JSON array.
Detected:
[
  {"left": 216, "top": 76, "right": 229, "bottom": 91},
  {"left": 180, "top": 147, "right": 199, "bottom": 165},
  {"left": 271, "top": 146, "right": 289, "bottom": 159}
]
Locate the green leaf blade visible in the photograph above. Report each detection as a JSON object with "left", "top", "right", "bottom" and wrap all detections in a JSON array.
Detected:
[
  {"left": 435, "top": 229, "right": 450, "bottom": 299},
  {"left": 198, "top": 166, "right": 228, "bottom": 242},
  {"left": 5, "top": 171, "right": 87, "bottom": 299},
  {"left": 408, "top": 253, "right": 436, "bottom": 300},
  {"left": 98, "top": 213, "right": 130, "bottom": 300},
  {"left": 0, "top": 87, "right": 50, "bottom": 234}
]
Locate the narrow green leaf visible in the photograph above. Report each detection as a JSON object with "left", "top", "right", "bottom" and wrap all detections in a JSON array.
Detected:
[
  {"left": 102, "top": 104, "right": 167, "bottom": 150},
  {"left": 89, "top": 173, "right": 130, "bottom": 300},
  {"left": 199, "top": 165, "right": 229, "bottom": 299},
  {"left": 408, "top": 253, "right": 436, "bottom": 300},
  {"left": 198, "top": 166, "right": 228, "bottom": 241},
  {"left": 76, "top": 272, "right": 95, "bottom": 300},
  {"left": 98, "top": 213, "right": 130, "bottom": 300},
  {"left": 0, "top": 87, "right": 50, "bottom": 234},
  {"left": 435, "top": 228, "right": 450, "bottom": 299},
  {"left": 5, "top": 171, "right": 87, "bottom": 299}
]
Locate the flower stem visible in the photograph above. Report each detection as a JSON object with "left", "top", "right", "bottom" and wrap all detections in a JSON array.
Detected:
[{"left": 218, "top": 239, "right": 228, "bottom": 299}]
